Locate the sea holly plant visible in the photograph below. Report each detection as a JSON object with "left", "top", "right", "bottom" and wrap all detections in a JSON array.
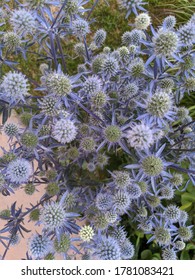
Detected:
[{"left": 0, "top": 0, "right": 195, "bottom": 260}]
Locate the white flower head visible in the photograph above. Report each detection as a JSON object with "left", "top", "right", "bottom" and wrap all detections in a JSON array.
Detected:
[{"left": 52, "top": 119, "right": 77, "bottom": 144}]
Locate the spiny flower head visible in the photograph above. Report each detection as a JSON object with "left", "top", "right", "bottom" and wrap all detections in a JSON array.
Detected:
[
  {"left": 164, "top": 205, "right": 180, "bottom": 222},
  {"left": 80, "top": 137, "right": 96, "bottom": 152},
  {"left": 104, "top": 125, "right": 122, "bottom": 143},
  {"left": 105, "top": 210, "right": 118, "bottom": 223},
  {"left": 40, "top": 202, "right": 66, "bottom": 230},
  {"left": 45, "top": 182, "right": 60, "bottom": 196},
  {"left": 163, "top": 16, "right": 176, "bottom": 29},
  {"left": 45, "top": 72, "right": 72, "bottom": 96},
  {"left": 6, "top": 158, "right": 32, "bottom": 184},
  {"left": 141, "top": 155, "right": 163, "bottom": 177},
  {"left": 123, "top": 82, "right": 139, "bottom": 98},
  {"left": 3, "top": 32, "right": 21, "bottom": 51},
  {"left": 174, "top": 240, "right": 185, "bottom": 251},
  {"left": 126, "top": 122, "right": 154, "bottom": 150},
  {"left": 153, "top": 30, "right": 178, "bottom": 57},
  {"left": 147, "top": 91, "right": 172, "bottom": 118},
  {"left": 158, "top": 78, "right": 174, "bottom": 93},
  {"left": 162, "top": 248, "right": 177, "bottom": 260},
  {"left": 119, "top": 239, "right": 135, "bottom": 259},
  {"left": 178, "top": 227, "right": 193, "bottom": 241},
  {"left": 119, "top": 46, "right": 130, "bottom": 60},
  {"left": 10, "top": 9, "right": 36, "bottom": 36},
  {"left": 93, "top": 29, "right": 107, "bottom": 47},
  {"left": 74, "top": 42, "right": 85, "bottom": 57},
  {"left": 96, "top": 193, "right": 113, "bottom": 211},
  {"left": 91, "top": 91, "right": 107, "bottom": 108},
  {"left": 72, "top": 19, "right": 90, "bottom": 38},
  {"left": 117, "top": 0, "right": 146, "bottom": 17},
  {"left": 39, "top": 96, "right": 59, "bottom": 116},
  {"left": 170, "top": 173, "right": 183, "bottom": 186},
  {"left": 79, "top": 225, "right": 95, "bottom": 242},
  {"left": 3, "top": 123, "right": 19, "bottom": 138},
  {"left": 101, "top": 56, "right": 119, "bottom": 76},
  {"left": 113, "top": 190, "right": 131, "bottom": 213},
  {"left": 63, "top": 0, "right": 79, "bottom": 15},
  {"left": 1, "top": 71, "right": 29, "bottom": 102},
  {"left": 94, "top": 236, "right": 121, "bottom": 260},
  {"left": 126, "top": 184, "right": 142, "bottom": 199},
  {"left": 179, "top": 210, "right": 188, "bottom": 223},
  {"left": 21, "top": 132, "right": 38, "bottom": 149},
  {"left": 154, "top": 227, "right": 171, "bottom": 245},
  {"left": 28, "top": 234, "right": 52, "bottom": 259},
  {"left": 178, "top": 23, "right": 195, "bottom": 46},
  {"left": 160, "top": 186, "right": 174, "bottom": 200},
  {"left": 52, "top": 119, "right": 77, "bottom": 144},
  {"left": 83, "top": 76, "right": 102, "bottom": 95},
  {"left": 185, "top": 77, "right": 195, "bottom": 92},
  {"left": 129, "top": 58, "right": 145, "bottom": 77},
  {"left": 113, "top": 171, "right": 131, "bottom": 188},
  {"left": 135, "top": 13, "right": 151, "bottom": 30}
]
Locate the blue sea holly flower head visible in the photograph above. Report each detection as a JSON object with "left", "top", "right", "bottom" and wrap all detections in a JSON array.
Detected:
[
  {"left": 28, "top": 234, "right": 53, "bottom": 260},
  {"left": 52, "top": 119, "right": 78, "bottom": 144},
  {"left": 93, "top": 236, "right": 121, "bottom": 260},
  {"left": 125, "top": 121, "right": 155, "bottom": 150},
  {"left": 10, "top": 9, "right": 36, "bottom": 37},
  {"left": 72, "top": 19, "right": 90, "bottom": 38},
  {"left": 163, "top": 16, "right": 177, "bottom": 30},
  {"left": 6, "top": 158, "right": 32, "bottom": 184},
  {"left": 135, "top": 13, "right": 151, "bottom": 30},
  {"left": 0, "top": 71, "right": 30, "bottom": 104}
]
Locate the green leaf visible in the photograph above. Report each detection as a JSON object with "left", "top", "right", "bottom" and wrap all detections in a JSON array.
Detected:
[
  {"left": 134, "top": 230, "right": 144, "bottom": 238},
  {"left": 181, "top": 193, "right": 195, "bottom": 204},
  {"left": 180, "top": 250, "right": 191, "bottom": 260},
  {"left": 185, "top": 244, "right": 195, "bottom": 251},
  {"left": 141, "top": 249, "right": 152, "bottom": 260},
  {"left": 180, "top": 202, "right": 192, "bottom": 211}
]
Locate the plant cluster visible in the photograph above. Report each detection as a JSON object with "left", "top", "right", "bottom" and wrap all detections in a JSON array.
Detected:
[{"left": 0, "top": 0, "right": 195, "bottom": 260}]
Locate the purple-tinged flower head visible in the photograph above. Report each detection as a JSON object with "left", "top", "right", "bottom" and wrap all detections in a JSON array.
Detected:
[
  {"left": 119, "top": 238, "right": 135, "bottom": 259},
  {"left": 162, "top": 248, "right": 177, "bottom": 260},
  {"left": 39, "top": 96, "right": 61, "bottom": 116},
  {"left": 147, "top": 91, "right": 172, "bottom": 118},
  {"left": 96, "top": 153, "right": 109, "bottom": 169},
  {"left": 93, "top": 236, "right": 121, "bottom": 260},
  {"left": 45, "top": 72, "right": 72, "bottom": 97},
  {"left": 83, "top": 75, "right": 102, "bottom": 96},
  {"left": 1, "top": 71, "right": 29, "bottom": 103},
  {"left": 179, "top": 210, "right": 188, "bottom": 224},
  {"left": 92, "top": 54, "right": 106, "bottom": 73},
  {"left": 146, "top": 194, "right": 161, "bottom": 208},
  {"left": 178, "top": 23, "right": 195, "bottom": 46},
  {"left": 163, "top": 205, "right": 180, "bottom": 223},
  {"left": 125, "top": 122, "right": 154, "bottom": 150},
  {"left": 3, "top": 123, "right": 19, "bottom": 138},
  {"left": 135, "top": 13, "right": 151, "bottom": 30},
  {"left": 110, "top": 226, "right": 127, "bottom": 244},
  {"left": 40, "top": 202, "right": 66, "bottom": 230},
  {"left": 28, "top": 234, "right": 53, "bottom": 259},
  {"left": 6, "top": 158, "right": 32, "bottom": 184},
  {"left": 163, "top": 16, "right": 176, "bottom": 30},
  {"left": 3, "top": 32, "right": 21, "bottom": 51},
  {"left": 10, "top": 9, "right": 36, "bottom": 36},
  {"left": 112, "top": 190, "right": 131, "bottom": 214},
  {"left": 122, "top": 30, "right": 142, "bottom": 46},
  {"left": 52, "top": 119, "right": 77, "bottom": 144},
  {"left": 104, "top": 125, "right": 122, "bottom": 144},
  {"left": 123, "top": 82, "right": 139, "bottom": 99},
  {"left": 153, "top": 30, "right": 179, "bottom": 57},
  {"left": 126, "top": 183, "right": 142, "bottom": 199},
  {"left": 79, "top": 225, "right": 95, "bottom": 242},
  {"left": 93, "top": 29, "right": 107, "bottom": 47},
  {"left": 101, "top": 56, "right": 119, "bottom": 77},
  {"left": 96, "top": 193, "right": 113, "bottom": 211},
  {"left": 137, "top": 205, "right": 148, "bottom": 217},
  {"left": 72, "top": 19, "right": 90, "bottom": 38}
]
